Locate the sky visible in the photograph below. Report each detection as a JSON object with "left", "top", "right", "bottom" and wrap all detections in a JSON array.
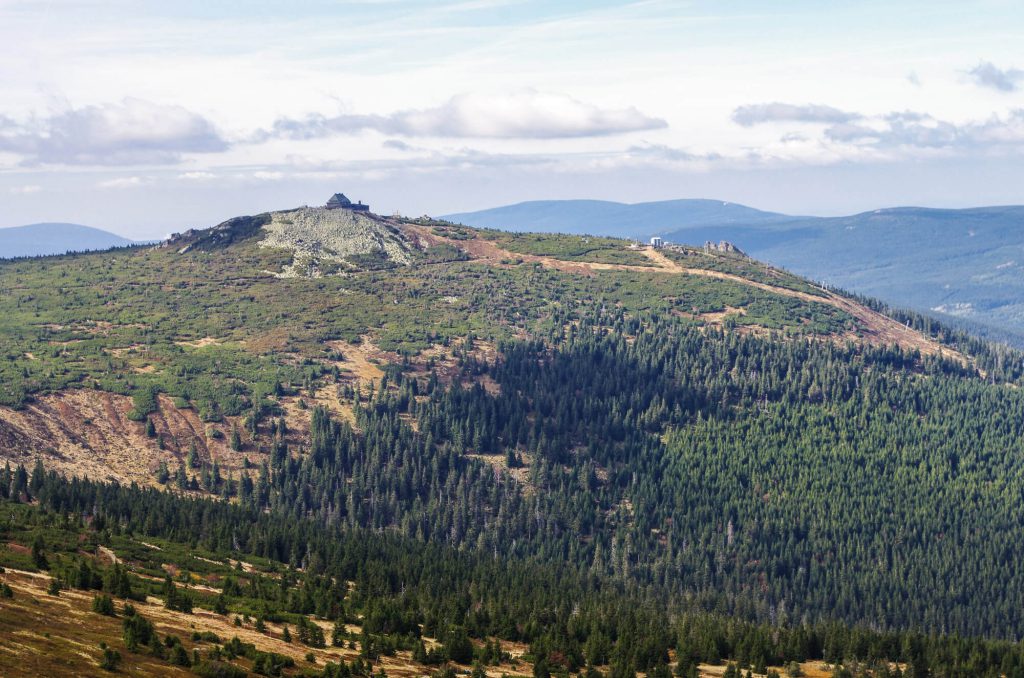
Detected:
[{"left": 2, "top": 0, "right": 1024, "bottom": 239}]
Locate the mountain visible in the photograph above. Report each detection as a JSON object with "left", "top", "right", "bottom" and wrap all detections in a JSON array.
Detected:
[
  {"left": 4, "top": 204, "right": 1024, "bottom": 676},
  {"left": 0, "top": 222, "right": 135, "bottom": 259},
  {"left": 446, "top": 201, "right": 1024, "bottom": 342},
  {"left": 443, "top": 199, "right": 792, "bottom": 240}
]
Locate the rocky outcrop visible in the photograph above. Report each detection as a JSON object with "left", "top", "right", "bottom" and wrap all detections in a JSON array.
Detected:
[
  {"left": 703, "top": 240, "right": 746, "bottom": 256},
  {"left": 259, "top": 207, "right": 412, "bottom": 277},
  {"left": 167, "top": 213, "right": 272, "bottom": 253}
]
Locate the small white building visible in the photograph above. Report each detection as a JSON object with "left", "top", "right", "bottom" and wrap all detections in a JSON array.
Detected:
[{"left": 650, "top": 236, "right": 663, "bottom": 248}]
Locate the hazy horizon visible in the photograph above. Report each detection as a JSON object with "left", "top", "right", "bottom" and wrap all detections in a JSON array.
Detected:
[{"left": 9, "top": 191, "right": 1024, "bottom": 242}]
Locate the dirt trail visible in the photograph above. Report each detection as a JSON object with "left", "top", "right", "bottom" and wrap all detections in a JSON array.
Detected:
[
  {"left": 403, "top": 223, "right": 965, "bottom": 362},
  {"left": 97, "top": 546, "right": 120, "bottom": 566},
  {"left": 400, "top": 222, "right": 660, "bottom": 275},
  {"left": 641, "top": 248, "right": 964, "bottom": 360}
]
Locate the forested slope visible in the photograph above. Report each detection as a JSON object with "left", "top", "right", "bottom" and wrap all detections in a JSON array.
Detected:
[
  {"left": 6, "top": 466, "right": 1024, "bottom": 677},
  {"left": 2, "top": 209, "right": 1024, "bottom": 676}
]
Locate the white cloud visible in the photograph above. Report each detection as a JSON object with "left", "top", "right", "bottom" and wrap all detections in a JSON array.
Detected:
[
  {"left": 270, "top": 146, "right": 555, "bottom": 177},
  {"left": 97, "top": 176, "right": 151, "bottom": 189},
  {"left": 261, "top": 91, "right": 666, "bottom": 140},
  {"left": 0, "top": 98, "right": 228, "bottom": 166},
  {"left": 178, "top": 170, "right": 217, "bottom": 181},
  {"left": 732, "top": 103, "right": 862, "bottom": 127},
  {"left": 727, "top": 98, "right": 1024, "bottom": 160},
  {"left": 8, "top": 184, "right": 41, "bottom": 194},
  {"left": 824, "top": 109, "right": 1024, "bottom": 152},
  {"left": 968, "top": 61, "right": 1024, "bottom": 92},
  {"left": 624, "top": 143, "right": 720, "bottom": 164},
  {"left": 383, "top": 139, "right": 418, "bottom": 152}
]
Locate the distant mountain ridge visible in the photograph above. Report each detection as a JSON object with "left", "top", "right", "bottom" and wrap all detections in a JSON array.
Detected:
[
  {"left": 444, "top": 199, "right": 793, "bottom": 240},
  {"left": 0, "top": 222, "right": 135, "bottom": 259},
  {"left": 444, "top": 200, "right": 1024, "bottom": 342}
]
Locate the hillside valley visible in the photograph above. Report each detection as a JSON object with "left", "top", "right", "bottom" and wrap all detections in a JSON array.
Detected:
[{"left": 2, "top": 203, "right": 1024, "bottom": 677}]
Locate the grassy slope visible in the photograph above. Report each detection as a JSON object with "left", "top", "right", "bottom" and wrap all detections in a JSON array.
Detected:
[
  {"left": 0, "top": 218, "right": 854, "bottom": 409},
  {"left": 0, "top": 538, "right": 517, "bottom": 678},
  {"left": 0, "top": 503, "right": 833, "bottom": 678},
  {"left": 0, "top": 217, "right": 870, "bottom": 486}
]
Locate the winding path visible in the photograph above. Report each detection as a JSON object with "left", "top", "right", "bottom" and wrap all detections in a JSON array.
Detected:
[{"left": 400, "top": 222, "right": 966, "bottom": 363}]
